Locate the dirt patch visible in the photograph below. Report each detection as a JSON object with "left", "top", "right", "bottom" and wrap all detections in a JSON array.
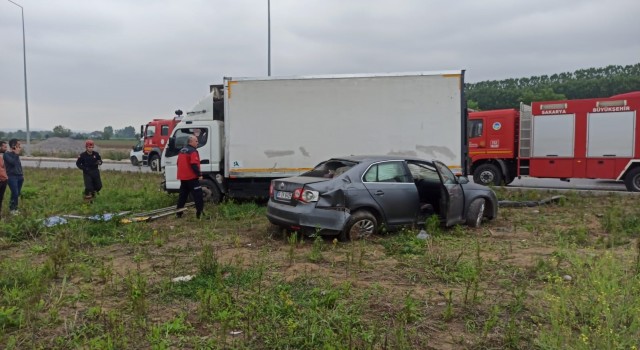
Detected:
[{"left": 30, "top": 137, "right": 96, "bottom": 154}]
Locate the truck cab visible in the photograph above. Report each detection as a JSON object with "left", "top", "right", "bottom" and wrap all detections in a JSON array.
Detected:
[
  {"left": 468, "top": 109, "right": 519, "bottom": 185},
  {"left": 141, "top": 117, "right": 180, "bottom": 171}
]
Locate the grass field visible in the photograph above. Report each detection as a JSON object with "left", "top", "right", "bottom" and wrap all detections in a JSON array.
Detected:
[{"left": 1, "top": 168, "right": 639, "bottom": 349}]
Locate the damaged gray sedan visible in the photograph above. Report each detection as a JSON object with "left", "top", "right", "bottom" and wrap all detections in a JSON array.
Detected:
[{"left": 267, "top": 155, "right": 498, "bottom": 241}]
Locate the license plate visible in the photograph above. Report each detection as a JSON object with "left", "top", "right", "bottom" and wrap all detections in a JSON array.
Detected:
[{"left": 275, "top": 191, "right": 292, "bottom": 200}]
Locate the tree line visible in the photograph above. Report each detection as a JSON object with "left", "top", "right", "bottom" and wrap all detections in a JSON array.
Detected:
[
  {"left": 0, "top": 125, "right": 137, "bottom": 142},
  {"left": 466, "top": 63, "right": 640, "bottom": 110}
]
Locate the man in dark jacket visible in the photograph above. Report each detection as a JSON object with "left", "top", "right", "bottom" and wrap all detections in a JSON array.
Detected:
[
  {"left": 0, "top": 141, "right": 8, "bottom": 217},
  {"left": 76, "top": 140, "right": 103, "bottom": 200},
  {"left": 3, "top": 139, "right": 24, "bottom": 215},
  {"left": 176, "top": 135, "right": 204, "bottom": 218}
]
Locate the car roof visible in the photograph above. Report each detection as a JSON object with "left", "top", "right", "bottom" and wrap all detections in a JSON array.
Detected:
[{"left": 327, "top": 155, "right": 434, "bottom": 163}]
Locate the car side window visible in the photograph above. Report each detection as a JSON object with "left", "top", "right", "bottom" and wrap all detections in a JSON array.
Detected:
[
  {"left": 434, "top": 161, "right": 457, "bottom": 185},
  {"left": 363, "top": 161, "right": 412, "bottom": 183},
  {"left": 407, "top": 162, "right": 440, "bottom": 182}
]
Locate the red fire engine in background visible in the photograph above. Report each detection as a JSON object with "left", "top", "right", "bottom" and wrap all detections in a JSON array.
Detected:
[
  {"left": 469, "top": 91, "right": 640, "bottom": 192},
  {"left": 140, "top": 110, "right": 182, "bottom": 171}
]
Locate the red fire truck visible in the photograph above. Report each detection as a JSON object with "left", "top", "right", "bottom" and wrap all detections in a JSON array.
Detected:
[
  {"left": 469, "top": 92, "right": 640, "bottom": 192},
  {"left": 141, "top": 111, "right": 182, "bottom": 171}
]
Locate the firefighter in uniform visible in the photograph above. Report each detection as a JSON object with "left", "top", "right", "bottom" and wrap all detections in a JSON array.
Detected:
[
  {"left": 76, "top": 140, "right": 103, "bottom": 200},
  {"left": 176, "top": 135, "right": 204, "bottom": 218}
]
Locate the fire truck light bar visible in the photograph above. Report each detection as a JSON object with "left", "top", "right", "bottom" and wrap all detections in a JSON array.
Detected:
[
  {"left": 596, "top": 100, "right": 626, "bottom": 107},
  {"left": 540, "top": 103, "right": 567, "bottom": 110}
]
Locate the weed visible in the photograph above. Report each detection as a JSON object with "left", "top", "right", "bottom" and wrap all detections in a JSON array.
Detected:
[
  {"left": 287, "top": 232, "right": 298, "bottom": 265},
  {"left": 124, "top": 270, "right": 148, "bottom": 318},
  {"left": 198, "top": 244, "right": 221, "bottom": 279},
  {"left": 307, "top": 232, "right": 324, "bottom": 262},
  {"left": 442, "top": 290, "right": 454, "bottom": 321}
]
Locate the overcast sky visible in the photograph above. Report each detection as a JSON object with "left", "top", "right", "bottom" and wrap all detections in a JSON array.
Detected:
[{"left": 1, "top": 0, "right": 639, "bottom": 133}]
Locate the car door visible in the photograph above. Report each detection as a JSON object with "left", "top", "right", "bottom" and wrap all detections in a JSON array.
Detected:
[
  {"left": 361, "top": 161, "right": 419, "bottom": 226},
  {"left": 433, "top": 160, "right": 465, "bottom": 226}
]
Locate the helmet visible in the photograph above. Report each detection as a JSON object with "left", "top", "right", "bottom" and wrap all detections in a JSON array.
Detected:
[{"left": 85, "top": 140, "right": 95, "bottom": 147}]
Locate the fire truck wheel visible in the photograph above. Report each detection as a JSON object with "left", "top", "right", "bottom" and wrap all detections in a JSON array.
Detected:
[
  {"left": 473, "top": 164, "right": 502, "bottom": 186},
  {"left": 149, "top": 154, "right": 161, "bottom": 172},
  {"left": 624, "top": 167, "right": 640, "bottom": 192},
  {"left": 199, "top": 179, "right": 222, "bottom": 204}
]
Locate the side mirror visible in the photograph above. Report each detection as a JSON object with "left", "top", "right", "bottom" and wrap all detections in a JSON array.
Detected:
[
  {"left": 168, "top": 137, "right": 175, "bottom": 150},
  {"left": 457, "top": 176, "right": 469, "bottom": 184}
]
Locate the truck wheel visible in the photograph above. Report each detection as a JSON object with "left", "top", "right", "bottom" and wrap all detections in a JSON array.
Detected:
[
  {"left": 624, "top": 167, "right": 640, "bottom": 192},
  {"left": 466, "top": 198, "right": 485, "bottom": 228},
  {"left": 339, "top": 210, "right": 377, "bottom": 242},
  {"left": 200, "top": 179, "right": 222, "bottom": 204},
  {"left": 130, "top": 156, "right": 139, "bottom": 166},
  {"left": 473, "top": 164, "right": 502, "bottom": 186},
  {"left": 149, "top": 154, "right": 160, "bottom": 172}
]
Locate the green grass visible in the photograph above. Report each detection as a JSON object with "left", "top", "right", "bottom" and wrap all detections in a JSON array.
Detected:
[{"left": 1, "top": 170, "right": 639, "bottom": 349}]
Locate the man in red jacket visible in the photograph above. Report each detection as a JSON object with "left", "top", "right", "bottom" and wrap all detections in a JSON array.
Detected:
[{"left": 176, "top": 135, "right": 204, "bottom": 218}]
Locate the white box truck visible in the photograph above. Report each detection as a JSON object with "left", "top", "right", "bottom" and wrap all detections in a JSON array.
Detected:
[{"left": 162, "top": 71, "right": 468, "bottom": 203}]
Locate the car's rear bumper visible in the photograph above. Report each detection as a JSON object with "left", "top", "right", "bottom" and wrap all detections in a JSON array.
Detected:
[{"left": 267, "top": 199, "right": 349, "bottom": 233}]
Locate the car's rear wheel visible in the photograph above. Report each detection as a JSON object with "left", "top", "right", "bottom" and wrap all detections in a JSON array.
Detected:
[
  {"left": 466, "top": 198, "right": 485, "bottom": 228},
  {"left": 340, "top": 210, "right": 377, "bottom": 241}
]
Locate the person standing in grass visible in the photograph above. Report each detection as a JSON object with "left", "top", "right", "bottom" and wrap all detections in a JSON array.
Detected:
[
  {"left": 0, "top": 141, "right": 8, "bottom": 217},
  {"left": 76, "top": 140, "right": 103, "bottom": 200},
  {"left": 3, "top": 139, "right": 24, "bottom": 215},
  {"left": 176, "top": 135, "right": 204, "bottom": 219}
]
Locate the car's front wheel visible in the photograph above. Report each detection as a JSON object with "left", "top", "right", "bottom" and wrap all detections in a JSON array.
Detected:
[
  {"left": 466, "top": 198, "right": 485, "bottom": 228},
  {"left": 340, "top": 210, "right": 377, "bottom": 241},
  {"left": 130, "top": 156, "right": 139, "bottom": 166}
]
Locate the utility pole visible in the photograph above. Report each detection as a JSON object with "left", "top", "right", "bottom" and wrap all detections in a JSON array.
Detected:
[
  {"left": 8, "top": 0, "right": 31, "bottom": 155},
  {"left": 268, "top": 0, "right": 271, "bottom": 76}
]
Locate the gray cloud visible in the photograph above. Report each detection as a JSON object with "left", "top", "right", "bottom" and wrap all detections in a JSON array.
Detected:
[{"left": 1, "top": 0, "right": 639, "bottom": 132}]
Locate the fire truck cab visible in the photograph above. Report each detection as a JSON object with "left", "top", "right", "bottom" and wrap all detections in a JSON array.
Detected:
[{"left": 469, "top": 92, "right": 640, "bottom": 192}]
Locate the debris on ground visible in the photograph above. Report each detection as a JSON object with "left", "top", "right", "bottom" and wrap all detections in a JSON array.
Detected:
[
  {"left": 498, "top": 195, "right": 566, "bottom": 208},
  {"left": 42, "top": 204, "right": 194, "bottom": 227},
  {"left": 417, "top": 230, "right": 431, "bottom": 240},
  {"left": 171, "top": 275, "right": 196, "bottom": 283}
]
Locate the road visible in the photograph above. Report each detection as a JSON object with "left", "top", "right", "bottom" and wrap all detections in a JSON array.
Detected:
[
  {"left": 21, "top": 157, "right": 630, "bottom": 192},
  {"left": 506, "top": 177, "right": 627, "bottom": 192},
  {"left": 22, "top": 157, "right": 153, "bottom": 173}
]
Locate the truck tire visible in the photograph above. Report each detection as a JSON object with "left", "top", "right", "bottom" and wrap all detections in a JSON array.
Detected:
[
  {"left": 149, "top": 154, "right": 161, "bottom": 172},
  {"left": 624, "top": 167, "right": 640, "bottom": 192},
  {"left": 473, "top": 164, "right": 502, "bottom": 186},
  {"left": 200, "top": 179, "right": 222, "bottom": 204},
  {"left": 130, "top": 156, "right": 139, "bottom": 166},
  {"left": 466, "top": 198, "right": 485, "bottom": 228},
  {"left": 339, "top": 210, "right": 377, "bottom": 242}
]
